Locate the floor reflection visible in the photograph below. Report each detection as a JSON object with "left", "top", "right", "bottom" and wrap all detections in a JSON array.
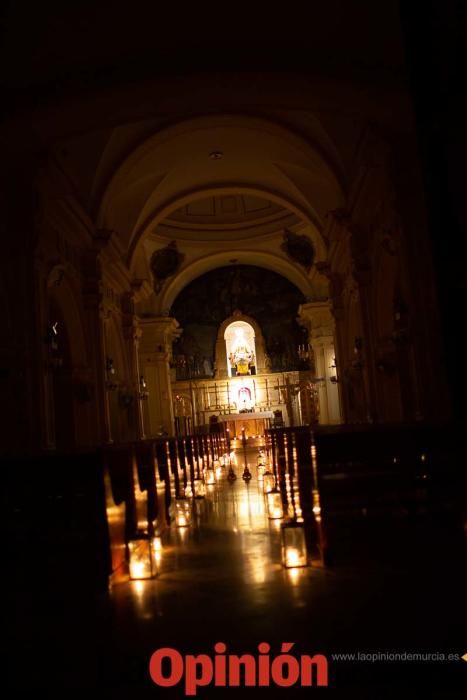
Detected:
[{"left": 111, "top": 449, "right": 314, "bottom": 617}]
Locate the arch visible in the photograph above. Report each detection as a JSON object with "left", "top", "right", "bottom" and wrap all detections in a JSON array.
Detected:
[
  {"left": 128, "top": 184, "right": 327, "bottom": 270},
  {"left": 95, "top": 114, "right": 345, "bottom": 266},
  {"left": 158, "top": 249, "right": 315, "bottom": 315}
]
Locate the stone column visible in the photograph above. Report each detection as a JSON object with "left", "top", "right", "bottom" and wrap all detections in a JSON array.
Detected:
[
  {"left": 35, "top": 257, "right": 56, "bottom": 450},
  {"left": 350, "top": 236, "right": 380, "bottom": 423},
  {"left": 214, "top": 335, "right": 228, "bottom": 378},
  {"left": 122, "top": 292, "right": 145, "bottom": 440},
  {"left": 298, "top": 301, "right": 343, "bottom": 425},
  {"left": 81, "top": 251, "right": 112, "bottom": 445},
  {"left": 139, "top": 316, "right": 181, "bottom": 437}
]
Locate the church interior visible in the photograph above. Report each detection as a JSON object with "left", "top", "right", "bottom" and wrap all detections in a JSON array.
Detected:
[{"left": 2, "top": 1, "right": 466, "bottom": 693}]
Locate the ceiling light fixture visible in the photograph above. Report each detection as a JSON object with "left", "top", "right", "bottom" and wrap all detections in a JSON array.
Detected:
[{"left": 209, "top": 151, "right": 224, "bottom": 160}]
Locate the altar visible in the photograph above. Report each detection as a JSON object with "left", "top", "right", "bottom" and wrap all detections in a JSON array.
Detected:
[{"left": 220, "top": 411, "right": 274, "bottom": 440}]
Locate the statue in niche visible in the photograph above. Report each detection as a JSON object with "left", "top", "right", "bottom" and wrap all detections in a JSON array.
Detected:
[{"left": 230, "top": 327, "right": 256, "bottom": 376}]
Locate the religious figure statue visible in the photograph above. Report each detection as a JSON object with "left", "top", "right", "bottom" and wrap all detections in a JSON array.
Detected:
[{"left": 230, "top": 327, "right": 254, "bottom": 375}]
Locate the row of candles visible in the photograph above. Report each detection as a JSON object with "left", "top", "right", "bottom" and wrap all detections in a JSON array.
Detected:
[
  {"left": 256, "top": 447, "right": 309, "bottom": 570},
  {"left": 127, "top": 447, "right": 231, "bottom": 580},
  {"left": 127, "top": 437, "right": 312, "bottom": 580}
]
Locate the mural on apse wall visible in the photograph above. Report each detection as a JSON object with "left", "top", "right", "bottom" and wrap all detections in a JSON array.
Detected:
[{"left": 170, "top": 265, "right": 307, "bottom": 379}]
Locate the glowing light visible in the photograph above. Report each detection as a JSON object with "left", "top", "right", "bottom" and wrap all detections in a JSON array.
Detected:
[
  {"left": 281, "top": 522, "right": 308, "bottom": 569},
  {"left": 287, "top": 567, "right": 300, "bottom": 584},
  {"left": 128, "top": 538, "right": 157, "bottom": 580},
  {"left": 266, "top": 490, "right": 284, "bottom": 520},
  {"left": 175, "top": 499, "right": 191, "bottom": 528},
  {"left": 286, "top": 548, "right": 301, "bottom": 567},
  {"left": 133, "top": 580, "right": 145, "bottom": 596},
  {"left": 263, "top": 471, "right": 275, "bottom": 494},
  {"left": 194, "top": 479, "right": 206, "bottom": 498},
  {"left": 205, "top": 468, "right": 216, "bottom": 485}
]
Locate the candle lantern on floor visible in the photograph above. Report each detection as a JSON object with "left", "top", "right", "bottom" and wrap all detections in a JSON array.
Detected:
[
  {"left": 205, "top": 466, "right": 216, "bottom": 485},
  {"left": 128, "top": 534, "right": 158, "bottom": 579},
  {"left": 174, "top": 498, "right": 191, "bottom": 527},
  {"left": 267, "top": 489, "right": 284, "bottom": 519},
  {"left": 153, "top": 535, "right": 163, "bottom": 563},
  {"left": 227, "top": 464, "right": 237, "bottom": 481},
  {"left": 263, "top": 470, "right": 275, "bottom": 493},
  {"left": 281, "top": 521, "right": 308, "bottom": 568},
  {"left": 193, "top": 477, "right": 206, "bottom": 498}
]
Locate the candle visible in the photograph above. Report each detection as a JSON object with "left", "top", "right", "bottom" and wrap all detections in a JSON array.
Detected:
[{"left": 265, "top": 378, "right": 269, "bottom": 406}]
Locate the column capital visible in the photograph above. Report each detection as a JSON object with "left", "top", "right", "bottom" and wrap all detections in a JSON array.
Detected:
[
  {"left": 139, "top": 316, "right": 182, "bottom": 353},
  {"left": 298, "top": 301, "right": 335, "bottom": 340}
]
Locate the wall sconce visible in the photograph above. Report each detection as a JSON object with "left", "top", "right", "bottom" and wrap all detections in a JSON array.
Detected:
[
  {"left": 139, "top": 375, "right": 149, "bottom": 400},
  {"left": 329, "top": 357, "right": 339, "bottom": 383},
  {"left": 174, "top": 498, "right": 191, "bottom": 527},
  {"left": 281, "top": 521, "right": 308, "bottom": 568},
  {"left": 105, "top": 356, "right": 118, "bottom": 390},
  {"left": 351, "top": 337, "right": 364, "bottom": 370},
  {"left": 45, "top": 321, "right": 59, "bottom": 352},
  {"left": 128, "top": 535, "right": 158, "bottom": 580},
  {"left": 267, "top": 489, "right": 284, "bottom": 519},
  {"left": 45, "top": 321, "right": 64, "bottom": 369}
]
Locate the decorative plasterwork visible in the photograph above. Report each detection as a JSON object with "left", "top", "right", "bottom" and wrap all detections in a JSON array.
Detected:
[{"left": 150, "top": 241, "right": 185, "bottom": 294}]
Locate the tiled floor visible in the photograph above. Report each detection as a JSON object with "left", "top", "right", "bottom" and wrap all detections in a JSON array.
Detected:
[{"left": 9, "top": 450, "right": 467, "bottom": 694}]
